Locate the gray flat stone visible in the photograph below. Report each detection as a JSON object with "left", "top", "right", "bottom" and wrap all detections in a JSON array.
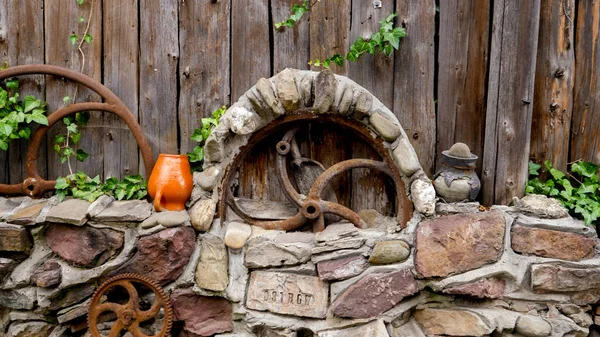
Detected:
[
  {"left": 0, "top": 197, "right": 25, "bottom": 221},
  {"left": 393, "top": 137, "right": 421, "bottom": 177},
  {"left": 45, "top": 198, "right": 90, "bottom": 226},
  {"left": 93, "top": 200, "right": 152, "bottom": 222},
  {"left": 245, "top": 232, "right": 314, "bottom": 268},
  {"left": 0, "top": 287, "right": 36, "bottom": 310},
  {"left": 141, "top": 210, "right": 190, "bottom": 229},
  {"left": 86, "top": 195, "right": 114, "bottom": 218},
  {"left": 515, "top": 214, "right": 596, "bottom": 237}
]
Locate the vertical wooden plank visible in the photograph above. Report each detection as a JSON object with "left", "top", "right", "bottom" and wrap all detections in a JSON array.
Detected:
[
  {"left": 231, "top": 0, "right": 271, "bottom": 102},
  {"left": 530, "top": 0, "right": 575, "bottom": 172},
  {"left": 178, "top": 0, "right": 231, "bottom": 156},
  {"left": 482, "top": 0, "right": 541, "bottom": 205},
  {"left": 393, "top": 0, "right": 436, "bottom": 176},
  {"left": 103, "top": 0, "right": 138, "bottom": 179},
  {"left": 272, "top": 0, "right": 311, "bottom": 73},
  {"left": 436, "top": 0, "right": 490, "bottom": 175},
  {"left": 309, "top": 0, "right": 351, "bottom": 75},
  {"left": 0, "top": 0, "right": 45, "bottom": 184},
  {"left": 45, "top": 0, "right": 102, "bottom": 179},
  {"left": 139, "top": 0, "right": 179, "bottom": 176},
  {"left": 348, "top": 1, "right": 395, "bottom": 215},
  {"left": 571, "top": 0, "right": 600, "bottom": 165}
]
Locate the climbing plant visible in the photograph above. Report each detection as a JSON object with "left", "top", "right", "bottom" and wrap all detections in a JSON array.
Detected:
[
  {"left": 0, "top": 78, "right": 48, "bottom": 151},
  {"left": 527, "top": 160, "right": 600, "bottom": 226},
  {"left": 276, "top": 2, "right": 406, "bottom": 68},
  {"left": 187, "top": 105, "right": 227, "bottom": 172}
]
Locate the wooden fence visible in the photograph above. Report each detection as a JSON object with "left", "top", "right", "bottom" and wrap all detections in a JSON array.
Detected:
[{"left": 0, "top": 0, "right": 598, "bottom": 206}]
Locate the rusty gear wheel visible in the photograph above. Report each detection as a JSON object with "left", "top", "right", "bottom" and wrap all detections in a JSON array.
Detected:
[{"left": 88, "top": 273, "right": 173, "bottom": 337}]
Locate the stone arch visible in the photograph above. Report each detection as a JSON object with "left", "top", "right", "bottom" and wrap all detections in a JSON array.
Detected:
[{"left": 198, "top": 68, "right": 435, "bottom": 218}]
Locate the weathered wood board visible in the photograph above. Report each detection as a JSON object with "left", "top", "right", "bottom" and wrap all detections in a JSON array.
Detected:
[
  {"left": 571, "top": 0, "right": 600, "bottom": 165},
  {"left": 530, "top": 0, "right": 575, "bottom": 172},
  {"left": 178, "top": 0, "right": 231, "bottom": 155},
  {"left": 45, "top": 0, "right": 103, "bottom": 179},
  {"left": 139, "top": 0, "right": 179, "bottom": 176},
  {"left": 482, "top": 0, "right": 541, "bottom": 205},
  {"left": 393, "top": 0, "right": 436, "bottom": 176},
  {"left": 436, "top": 0, "right": 490, "bottom": 176}
]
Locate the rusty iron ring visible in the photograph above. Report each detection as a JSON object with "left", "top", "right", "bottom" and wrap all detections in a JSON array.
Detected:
[
  {"left": 220, "top": 112, "right": 413, "bottom": 231},
  {"left": 0, "top": 64, "right": 154, "bottom": 197},
  {"left": 88, "top": 273, "right": 172, "bottom": 337}
]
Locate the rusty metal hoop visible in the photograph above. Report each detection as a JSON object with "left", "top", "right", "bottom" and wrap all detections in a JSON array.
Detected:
[
  {"left": 88, "top": 273, "right": 172, "bottom": 337},
  {"left": 220, "top": 112, "right": 413, "bottom": 231},
  {"left": 0, "top": 64, "right": 154, "bottom": 197}
]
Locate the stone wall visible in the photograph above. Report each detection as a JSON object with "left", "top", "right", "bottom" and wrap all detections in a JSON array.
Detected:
[{"left": 0, "top": 193, "right": 598, "bottom": 337}]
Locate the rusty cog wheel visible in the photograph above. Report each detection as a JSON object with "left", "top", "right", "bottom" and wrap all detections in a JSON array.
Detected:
[{"left": 88, "top": 273, "right": 173, "bottom": 337}]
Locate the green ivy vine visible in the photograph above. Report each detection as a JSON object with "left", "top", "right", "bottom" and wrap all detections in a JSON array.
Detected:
[
  {"left": 0, "top": 78, "right": 49, "bottom": 151},
  {"left": 55, "top": 171, "right": 147, "bottom": 203},
  {"left": 187, "top": 105, "right": 226, "bottom": 172},
  {"left": 527, "top": 160, "right": 600, "bottom": 226},
  {"left": 275, "top": 2, "right": 406, "bottom": 68}
]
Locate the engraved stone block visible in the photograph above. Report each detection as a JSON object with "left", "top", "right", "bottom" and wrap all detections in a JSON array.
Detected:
[{"left": 246, "top": 271, "right": 328, "bottom": 318}]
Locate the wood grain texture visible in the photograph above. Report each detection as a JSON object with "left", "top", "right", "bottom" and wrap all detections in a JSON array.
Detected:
[
  {"left": 571, "top": 0, "right": 600, "bottom": 164},
  {"left": 45, "top": 0, "right": 102, "bottom": 179},
  {"left": 139, "top": 0, "right": 179, "bottom": 176},
  {"left": 482, "top": 0, "right": 541, "bottom": 205},
  {"left": 272, "top": 0, "right": 311, "bottom": 73},
  {"left": 436, "top": 0, "right": 490, "bottom": 175},
  {"left": 178, "top": 0, "right": 231, "bottom": 154},
  {"left": 530, "top": 0, "right": 575, "bottom": 172},
  {"left": 309, "top": 0, "right": 351, "bottom": 75},
  {"left": 348, "top": 0, "right": 395, "bottom": 215},
  {"left": 0, "top": 0, "right": 46, "bottom": 184},
  {"left": 393, "top": 0, "right": 436, "bottom": 176},
  {"left": 102, "top": 0, "right": 138, "bottom": 179},
  {"left": 231, "top": 0, "right": 271, "bottom": 102}
]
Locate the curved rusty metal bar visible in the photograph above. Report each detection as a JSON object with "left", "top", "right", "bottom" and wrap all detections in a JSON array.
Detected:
[{"left": 0, "top": 64, "right": 154, "bottom": 197}]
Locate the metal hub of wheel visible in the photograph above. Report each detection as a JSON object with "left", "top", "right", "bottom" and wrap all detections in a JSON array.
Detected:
[{"left": 88, "top": 273, "right": 172, "bottom": 337}]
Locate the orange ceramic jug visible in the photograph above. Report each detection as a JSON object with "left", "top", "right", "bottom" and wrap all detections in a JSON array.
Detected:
[{"left": 147, "top": 154, "right": 193, "bottom": 212}]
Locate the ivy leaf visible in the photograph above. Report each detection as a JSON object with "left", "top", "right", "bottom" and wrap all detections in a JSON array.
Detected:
[
  {"left": 0, "top": 140, "right": 7, "bottom": 151},
  {"left": 55, "top": 177, "right": 70, "bottom": 190},
  {"left": 329, "top": 54, "right": 345, "bottom": 67},
  {"left": 66, "top": 124, "right": 78, "bottom": 134},
  {"left": 2, "top": 124, "right": 13, "bottom": 137},
  {"left": 24, "top": 96, "right": 40, "bottom": 113},
  {"left": 6, "top": 78, "right": 19, "bottom": 90},
  {"left": 115, "top": 189, "right": 126, "bottom": 201},
  {"left": 78, "top": 16, "right": 86, "bottom": 23},
  {"left": 572, "top": 161, "right": 599, "bottom": 178},
  {"left": 77, "top": 0, "right": 85, "bottom": 5},
  {"left": 75, "top": 111, "right": 90, "bottom": 126},
  {"left": 124, "top": 174, "right": 143, "bottom": 184},
  {"left": 0, "top": 89, "right": 7, "bottom": 109},
  {"left": 63, "top": 96, "right": 71, "bottom": 105},
  {"left": 76, "top": 149, "right": 89, "bottom": 162},
  {"left": 18, "top": 128, "right": 31, "bottom": 139},
  {"left": 70, "top": 132, "right": 81, "bottom": 144},
  {"left": 69, "top": 34, "right": 79, "bottom": 45},
  {"left": 528, "top": 161, "right": 541, "bottom": 176},
  {"left": 384, "top": 27, "right": 406, "bottom": 50},
  {"left": 190, "top": 128, "right": 204, "bottom": 142},
  {"left": 84, "top": 34, "right": 93, "bottom": 44}
]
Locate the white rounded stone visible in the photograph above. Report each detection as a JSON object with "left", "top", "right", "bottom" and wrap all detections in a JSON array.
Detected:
[{"left": 224, "top": 221, "right": 252, "bottom": 249}]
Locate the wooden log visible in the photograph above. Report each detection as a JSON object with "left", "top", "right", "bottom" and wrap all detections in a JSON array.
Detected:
[
  {"left": 45, "top": 0, "right": 102, "bottom": 179},
  {"left": 102, "top": 0, "right": 139, "bottom": 179},
  {"left": 309, "top": 0, "right": 351, "bottom": 75},
  {"left": 482, "top": 0, "right": 541, "bottom": 205},
  {"left": 178, "top": 0, "right": 231, "bottom": 155},
  {"left": 571, "top": 0, "right": 600, "bottom": 165},
  {"left": 393, "top": 0, "right": 436, "bottom": 176},
  {"left": 139, "top": 0, "right": 179, "bottom": 176},
  {"left": 0, "top": 0, "right": 46, "bottom": 184},
  {"left": 272, "top": 0, "right": 311, "bottom": 73},
  {"left": 436, "top": 0, "right": 490, "bottom": 176},
  {"left": 530, "top": 0, "right": 575, "bottom": 172},
  {"left": 231, "top": 0, "right": 271, "bottom": 102}
]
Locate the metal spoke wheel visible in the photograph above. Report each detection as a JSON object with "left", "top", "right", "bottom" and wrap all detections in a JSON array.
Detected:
[{"left": 88, "top": 273, "right": 172, "bottom": 337}]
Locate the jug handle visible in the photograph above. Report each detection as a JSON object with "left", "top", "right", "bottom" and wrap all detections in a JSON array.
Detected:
[{"left": 153, "top": 188, "right": 166, "bottom": 212}]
